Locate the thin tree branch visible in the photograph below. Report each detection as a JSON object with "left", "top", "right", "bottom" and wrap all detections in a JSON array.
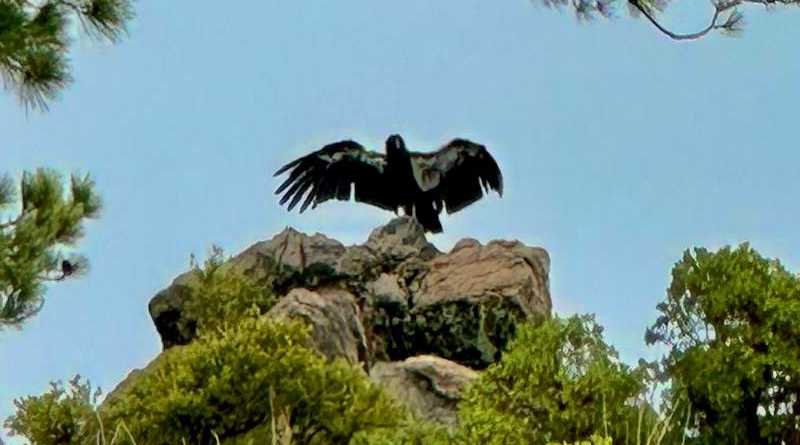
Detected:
[
  {"left": 629, "top": 0, "right": 800, "bottom": 40},
  {"left": 629, "top": 0, "right": 733, "bottom": 40}
]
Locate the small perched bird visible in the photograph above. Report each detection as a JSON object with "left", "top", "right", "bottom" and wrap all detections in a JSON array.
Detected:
[
  {"left": 274, "top": 134, "right": 503, "bottom": 233},
  {"left": 61, "top": 260, "right": 74, "bottom": 277}
]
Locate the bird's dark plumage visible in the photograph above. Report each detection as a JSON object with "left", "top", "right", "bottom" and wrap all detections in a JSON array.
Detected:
[
  {"left": 61, "top": 260, "right": 74, "bottom": 277},
  {"left": 273, "top": 135, "right": 503, "bottom": 233}
]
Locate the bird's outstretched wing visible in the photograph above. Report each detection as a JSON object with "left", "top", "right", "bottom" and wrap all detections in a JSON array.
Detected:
[
  {"left": 410, "top": 139, "right": 503, "bottom": 214},
  {"left": 274, "top": 140, "right": 395, "bottom": 213}
]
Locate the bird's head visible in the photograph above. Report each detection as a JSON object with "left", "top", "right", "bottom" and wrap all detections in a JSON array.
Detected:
[{"left": 385, "top": 134, "right": 407, "bottom": 155}]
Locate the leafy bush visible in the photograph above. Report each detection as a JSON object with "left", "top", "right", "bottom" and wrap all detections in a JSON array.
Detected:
[
  {"left": 547, "top": 436, "right": 613, "bottom": 445},
  {"left": 458, "top": 315, "right": 647, "bottom": 445},
  {"left": 7, "top": 316, "right": 403, "bottom": 445},
  {"left": 183, "top": 246, "right": 277, "bottom": 335},
  {"left": 350, "top": 418, "right": 456, "bottom": 445},
  {"left": 4, "top": 376, "right": 100, "bottom": 445},
  {"left": 647, "top": 243, "right": 800, "bottom": 444},
  {"left": 98, "top": 315, "right": 403, "bottom": 444}
]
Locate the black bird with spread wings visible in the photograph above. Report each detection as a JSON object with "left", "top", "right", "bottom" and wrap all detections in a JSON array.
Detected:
[{"left": 273, "top": 134, "right": 503, "bottom": 233}]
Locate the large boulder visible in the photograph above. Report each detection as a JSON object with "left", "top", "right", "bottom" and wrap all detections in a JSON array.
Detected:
[
  {"left": 267, "top": 287, "right": 368, "bottom": 367},
  {"left": 369, "top": 355, "right": 478, "bottom": 425},
  {"left": 417, "top": 238, "right": 550, "bottom": 316}
]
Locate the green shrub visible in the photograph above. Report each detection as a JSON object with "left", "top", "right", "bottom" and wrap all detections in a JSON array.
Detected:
[
  {"left": 183, "top": 246, "right": 277, "bottom": 335},
  {"left": 350, "top": 418, "right": 457, "bottom": 445},
  {"left": 98, "top": 314, "right": 402, "bottom": 444},
  {"left": 4, "top": 376, "right": 100, "bottom": 445},
  {"left": 7, "top": 316, "right": 403, "bottom": 445},
  {"left": 458, "top": 315, "right": 647, "bottom": 445},
  {"left": 547, "top": 435, "right": 613, "bottom": 445}
]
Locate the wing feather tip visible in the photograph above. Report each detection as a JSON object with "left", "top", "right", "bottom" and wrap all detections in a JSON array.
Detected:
[{"left": 273, "top": 159, "right": 301, "bottom": 177}]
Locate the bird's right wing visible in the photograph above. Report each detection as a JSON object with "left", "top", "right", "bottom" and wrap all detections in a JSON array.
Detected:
[{"left": 274, "top": 140, "right": 395, "bottom": 212}]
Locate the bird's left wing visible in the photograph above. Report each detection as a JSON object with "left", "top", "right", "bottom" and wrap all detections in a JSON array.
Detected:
[
  {"left": 410, "top": 139, "right": 503, "bottom": 214},
  {"left": 274, "top": 140, "right": 395, "bottom": 212}
]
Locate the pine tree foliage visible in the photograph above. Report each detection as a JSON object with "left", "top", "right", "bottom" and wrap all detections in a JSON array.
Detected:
[
  {"left": 0, "top": 168, "right": 101, "bottom": 329},
  {"left": 0, "top": 0, "right": 133, "bottom": 110},
  {"left": 538, "top": 0, "right": 799, "bottom": 40}
]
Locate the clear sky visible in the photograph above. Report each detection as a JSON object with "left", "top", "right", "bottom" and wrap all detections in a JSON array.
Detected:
[{"left": 2, "top": 1, "right": 800, "bottom": 442}]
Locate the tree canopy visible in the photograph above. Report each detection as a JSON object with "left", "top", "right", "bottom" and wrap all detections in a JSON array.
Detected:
[
  {"left": 0, "top": 0, "right": 133, "bottom": 110},
  {"left": 647, "top": 244, "right": 800, "bottom": 444},
  {"left": 0, "top": 169, "right": 101, "bottom": 329}
]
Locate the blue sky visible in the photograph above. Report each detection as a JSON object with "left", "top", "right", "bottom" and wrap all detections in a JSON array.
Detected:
[{"left": 2, "top": 0, "right": 800, "bottom": 441}]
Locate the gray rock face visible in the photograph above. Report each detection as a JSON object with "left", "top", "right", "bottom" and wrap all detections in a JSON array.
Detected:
[
  {"left": 231, "top": 228, "right": 346, "bottom": 277},
  {"left": 367, "top": 273, "right": 408, "bottom": 307},
  {"left": 268, "top": 287, "right": 368, "bottom": 367},
  {"left": 369, "top": 355, "right": 478, "bottom": 425},
  {"left": 363, "top": 216, "right": 440, "bottom": 264},
  {"left": 417, "top": 239, "right": 550, "bottom": 316}
]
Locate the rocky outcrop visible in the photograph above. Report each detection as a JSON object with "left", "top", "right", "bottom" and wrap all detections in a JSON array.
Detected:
[
  {"left": 144, "top": 216, "right": 551, "bottom": 423},
  {"left": 370, "top": 355, "right": 478, "bottom": 425},
  {"left": 149, "top": 218, "right": 550, "bottom": 369}
]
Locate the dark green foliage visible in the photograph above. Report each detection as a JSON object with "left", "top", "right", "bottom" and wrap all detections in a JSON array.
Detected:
[
  {"left": 0, "top": 169, "right": 101, "bottom": 329},
  {"left": 370, "top": 297, "right": 524, "bottom": 369},
  {"left": 458, "top": 315, "right": 647, "bottom": 445},
  {"left": 0, "top": 0, "right": 133, "bottom": 109},
  {"left": 4, "top": 376, "right": 100, "bottom": 445},
  {"left": 647, "top": 244, "right": 800, "bottom": 444}
]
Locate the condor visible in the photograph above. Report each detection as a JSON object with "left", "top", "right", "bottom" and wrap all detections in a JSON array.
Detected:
[{"left": 274, "top": 134, "right": 503, "bottom": 233}]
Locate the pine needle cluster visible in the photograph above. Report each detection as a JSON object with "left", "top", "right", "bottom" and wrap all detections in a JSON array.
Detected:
[
  {"left": 0, "top": 168, "right": 101, "bottom": 328},
  {"left": 0, "top": 0, "right": 133, "bottom": 110}
]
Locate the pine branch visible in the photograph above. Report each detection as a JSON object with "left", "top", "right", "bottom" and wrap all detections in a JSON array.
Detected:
[
  {"left": 0, "top": 170, "right": 100, "bottom": 329},
  {"left": 536, "top": 0, "right": 799, "bottom": 40},
  {"left": 629, "top": 0, "right": 744, "bottom": 40},
  {"left": 0, "top": 0, "right": 133, "bottom": 111}
]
